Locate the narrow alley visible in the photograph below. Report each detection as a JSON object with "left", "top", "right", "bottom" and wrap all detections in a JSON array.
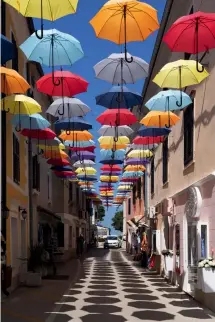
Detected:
[{"left": 2, "top": 248, "right": 215, "bottom": 322}]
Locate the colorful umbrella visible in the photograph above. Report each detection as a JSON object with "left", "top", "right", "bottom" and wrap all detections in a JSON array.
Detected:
[
  {"left": 100, "top": 144, "right": 127, "bottom": 150},
  {"left": 69, "top": 146, "right": 96, "bottom": 152},
  {"left": 46, "top": 97, "right": 90, "bottom": 118},
  {"left": 1, "top": 67, "right": 30, "bottom": 95},
  {"left": 94, "top": 52, "right": 148, "bottom": 84},
  {"left": 145, "top": 90, "right": 192, "bottom": 111},
  {"left": 44, "top": 150, "right": 68, "bottom": 159},
  {"left": 75, "top": 167, "right": 97, "bottom": 174},
  {"left": 130, "top": 143, "right": 158, "bottom": 150},
  {"left": 100, "top": 175, "right": 119, "bottom": 182},
  {"left": 138, "top": 125, "right": 171, "bottom": 137},
  {"left": 96, "top": 85, "right": 142, "bottom": 109},
  {"left": 100, "top": 149, "right": 125, "bottom": 160},
  {"left": 69, "top": 151, "right": 95, "bottom": 161},
  {"left": 90, "top": 0, "right": 159, "bottom": 62},
  {"left": 97, "top": 109, "right": 137, "bottom": 126},
  {"left": 47, "top": 158, "right": 70, "bottom": 166},
  {"left": 21, "top": 128, "right": 56, "bottom": 140},
  {"left": 37, "top": 71, "right": 88, "bottom": 98},
  {"left": 163, "top": 12, "right": 215, "bottom": 72},
  {"left": 59, "top": 130, "right": 93, "bottom": 141},
  {"left": 11, "top": 113, "right": 50, "bottom": 132},
  {"left": 127, "top": 150, "right": 153, "bottom": 158},
  {"left": 73, "top": 160, "right": 95, "bottom": 167},
  {"left": 100, "top": 159, "right": 124, "bottom": 165},
  {"left": 98, "top": 136, "right": 129, "bottom": 145},
  {"left": 100, "top": 165, "right": 121, "bottom": 171},
  {"left": 4, "top": 0, "right": 79, "bottom": 39},
  {"left": 98, "top": 125, "right": 133, "bottom": 137},
  {"left": 125, "top": 165, "right": 145, "bottom": 171},
  {"left": 54, "top": 117, "right": 92, "bottom": 132},
  {"left": 1, "top": 34, "right": 15, "bottom": 64},
  {"left": 125, "top": 158, "right": 148, "bottom": 166},
  {"left": 140, "top": 111, "right": 180, "bottom": 127},
  {"left": 1, "top": 94, "right": 41, "bottom": 114},
  {"left": 50, "top": 166, "right": 73, "bottom": 172},
  {"left": 153, "top": 60, "right": 209, "bottom": 106},
  {"left": 133, "top": 136, "right": 163, "bottom": 145}
]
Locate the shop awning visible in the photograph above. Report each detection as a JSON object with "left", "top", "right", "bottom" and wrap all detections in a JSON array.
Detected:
[
  {"left": 127, "top": 220, "right": 136, "bottom": 229},
  {"left": 131, "top": 215, "right": 149, "bottom": 228}
]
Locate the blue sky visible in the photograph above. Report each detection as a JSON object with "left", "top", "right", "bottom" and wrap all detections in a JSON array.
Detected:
[{"left": 34, "top": 0, "right": 166, "bottom": 234}]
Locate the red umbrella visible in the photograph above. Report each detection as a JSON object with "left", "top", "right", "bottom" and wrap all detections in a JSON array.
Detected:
[
  {"left": 37, "top": 71, "right": 89, "bottom": 97},
  {"left": 121, "top": 178, "right": 139, "bottom": 182},
  {"left": 47, "top": 158, "right": 71, "bottom": 166},
  {"left": 20, "top": 128, "right": 56, "bottom": 140},
  {"left": 163, "top": 12, "right": 215, "bottom": 72},
  {"left": 100, "top": 165, "right": 121, "bottom": 171},
  {"left": 69, "top": 146, "right": 96, "bottom": 152},
  {"left": 133, "top": 136, "right": 164, "bottom": 145},
  {"left": 96, "top": 109, "right": 137, "bottom": 126}
]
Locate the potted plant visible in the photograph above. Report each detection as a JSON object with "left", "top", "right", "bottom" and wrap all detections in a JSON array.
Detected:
[
  {"left": 26, "top": 245, "right": 45, "bottom": 287},
  {"left": 162, "top": 249, "right": 173, "bottom": 273},
  {"left": 197, "top": 257, "right": 215, "bottom": 293}
]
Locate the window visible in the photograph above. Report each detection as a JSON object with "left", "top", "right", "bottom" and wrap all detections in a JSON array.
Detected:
[
  {"left": 11, "top": 33, "right": 18, "bottom": 71},
  {"left": 32, "top": 155, "right": 40, "bottom": 191},
  {"left": 137, "top": 178, "right": 141, "bottom": 199},
  {"left": 132, "top": 185, "right": 136, "bottom": 205},
  {"left": 162, "top": 137, "right": 168, "bottom": 184},
  {"left": 128, "top": 198, "right": 131, "bottom": 215},
  {"left": 184, "top": 100, "right": 194, "bottom": 166},
  {"left": 200, "top": 225, "right": 208, "bottom": 258},
  {"left": 151, "top": 158, "right": 154, "bottom": 194},
  {"left": 13, "top": 134, "right": 20, "bottom": 184}
]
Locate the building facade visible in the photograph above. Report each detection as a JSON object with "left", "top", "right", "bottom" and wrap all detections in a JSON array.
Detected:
[{"left": 139, "top": 0, "right": 215, "bottom": 311}]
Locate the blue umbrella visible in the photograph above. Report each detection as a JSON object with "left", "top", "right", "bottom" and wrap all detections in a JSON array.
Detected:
[
  {"left": 138, "top": 126, "right": 171, "bottom": 137},
  {"left": 50, "top": 166, "right": 73, "bottom": 171},
  {"left": 77, "top": 177, "right": 97, "bottom": 181},
  {"left": 123, "top": 171, "right": 143, "bottom": 177},
  {"left": 99, "top": 159, "right": 124, "bottom": 165},
  {"left": 1, "top": 34, "right": 15, "bottom": 64},
  {"left": 100, "top": 149, "right": 125, "bottom": 160},
  {"left": 11, "top": 114, "right": 50, "bottom": 132},
  {"left": 20, "top": 29, "right": 84, "bottom": 67},
  {"left": 96, "top": 85, "right": 142, "bottom": 109},
  {"left": 69, "top": 151, "right": 95, "bottom": 161},
  {"left": 54, "top": 117, "right": 92, "bottom": 132},
  {"left": 145, "top": 90, "right": 192, "bottom": 111},
  {"left": 64, "top": 140, "right": 95, "bottom": 148}
]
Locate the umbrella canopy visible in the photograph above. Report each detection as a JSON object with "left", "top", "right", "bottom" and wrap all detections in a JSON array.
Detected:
[
  {"left": 98, "top": 125, "right": 133, "bottom": 137},
  {"left": 97, "top": 109, "right": 137, "bottom": 126},
  {"left": 1, "top": 67, "right": 30, "bottom": 95},
  {"left": 50, "top": 166, "right": 73, "bottom": 171},
  {"left": 96, "top": 85, "right": 142, "bottom": 109},
  {"left": 138, "top": 125, "right": 171, "bottom": 137},
  {"left": 70, "top": 151, "right": 95, "bottom": 160},
  {"left": 73, "top": 160, "right": 95, "bottom": 167},
  {"left": 90, "top": 0, "right": 159, "bottom": 61},
  {"left": 37, "top": 71, "right": 88, "bottom": 97},
  {"left": 125, "top": 165, "right": 145, "bottom": 171},
  {"left": 125, "top": 158, "right": 149, "bottom": 166},
  {"left": 100, "top": 159, "right": 124, "bottom": 165},
  {"left": 46, "top": 97, "right": 90, "bottom": 118},
  {"left": 141, "top": 111, "right": 180, "bottom": 127},
  {"left": 20, "top": 29, "right": 84, "bottom": 66},
  {"left": 98, "top": 136, "right": 129, "bottom": 145},
  {"left": 100, "top": 175, "right": 119, "bottom": 182},
  {"left": 100, "top": 149, "right": 125, "bottom": 160},
  {"left": 133, "top": 136, "right": 163, "bottom": 145},
  {"left": 64, "top": 139, "right": 94, "bottom": 148},
  {"left": 47, "top": 158, "right": 70, "bottom": 166},
  {"left": 44, "top": 150, "right": 68, "bottom": 159},
  {"left": 11, "top": 113, "right": 50, "bottom": 131},
  {"left": 127, "top": 150, "right": 153, "bottom": 158},
  {"left": 1, "top": 34, "right": 15, "bottom": 64},
  {"left": 21, "top": 128, "right": 56, "bottom": 140},
  {"left": 54, "top": 117, "right": 92, "bottom": 131},
  {"left": 94, "top": 52, "right": 148, "bottom": 84},
  {"left": 59, "top": 130, "right": 93, "bottom": 141},
  {"left": 75, "top": 167, "right": 97, "bottom": 174},
  {"left": 70, "top": 146, "right": 95, "bottom": 152},
  {"left": 123, "top": 171, "right": 143, "bottom": 177},
  {"left": 130, "top": 143, "right": 158, "bottom": 150},
  {"left": 1, "top": 94, "right": 41, "bottom": 114},
  {"left": 163, "top": 11, "right": 215, "bottom": 71},
  {"left": 100, "top": 165, "right": 121, "bottom": 171},
  {"left": 101, "top": 171, "right": 121, "bottom": 176},
  {"left": 100, "top": 144, "right": 127, "bottom": 150},
  {"left": 145, "top": 90, "right": 192, "bottom": 111}
]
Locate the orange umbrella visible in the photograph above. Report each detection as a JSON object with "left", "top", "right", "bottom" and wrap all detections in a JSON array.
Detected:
[
  {"left": 59, "top": 130, "right": 93, "bottom": 141},
  {"left": 43, "top": 150, "right": 68, "bottom": 159},
  {"left": 0, "top": 67, "right": 30, "bottom": 95},
  {"left": 140, "top": 111, "right": 180, "bottom": 127}
]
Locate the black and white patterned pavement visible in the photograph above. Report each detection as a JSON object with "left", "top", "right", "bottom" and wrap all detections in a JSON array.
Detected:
[{"left": 47, "top": 249, "right": 215, "bottom": 322}]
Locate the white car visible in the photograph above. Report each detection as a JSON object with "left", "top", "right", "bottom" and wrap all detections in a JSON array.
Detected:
[{"left": 104, "top": 235, "right": 122, "bottom": 249}]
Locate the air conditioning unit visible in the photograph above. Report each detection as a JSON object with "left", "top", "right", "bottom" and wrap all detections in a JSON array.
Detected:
[{"left": 149, "top": 206, "right": 155, "bottom": 218}]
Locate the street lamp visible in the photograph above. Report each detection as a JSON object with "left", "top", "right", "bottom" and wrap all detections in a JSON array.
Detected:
[{"left": 19, "top": 207, "right": 27, "bottom": 220}]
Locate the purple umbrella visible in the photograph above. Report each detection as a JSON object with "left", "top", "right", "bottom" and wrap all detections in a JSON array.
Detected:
[
  {"left": 101, "top": 171, "right": 121, "bottom": 176},
  {"left": 70, "top": 151, "right": 95, "bottom": 161},
  {"left": 125, "top": 158, "right": 149, "bottom": 165}
]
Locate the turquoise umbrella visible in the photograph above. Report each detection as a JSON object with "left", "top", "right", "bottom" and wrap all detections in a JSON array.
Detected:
[
  {"left": 145, "top": 90, "right": 192, "bottom": 111},
  {"left": 11, "top": 114, "right": 50, "bottom": 132},
  {"left": 20, "top": 29, "right": 84, "bottom": 85},
  {"left": 122, "top": 171, "right": 143, "bottom": 177},
  {"left": 64, "top": 140, "right": 95, "bottom": 148}
]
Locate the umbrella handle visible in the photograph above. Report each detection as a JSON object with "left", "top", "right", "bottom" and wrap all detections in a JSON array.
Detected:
[
  {"left": 38, "top": 149, "right": 44, "bottom": 155},
  {"left": 124, "top": 49, "right": 133, "bottom": 63},
  {"left": 58, "top": 104, "right": 65, "bottom": 116},
  {"left": 52, "top": 72, "right": 61, "bottom": 86},
  {"left": 196, "top": 59, "right": 204, "bottom": 73},
  {"left": 15, "top": 124, "right": 21, "bottom": 132},
  {"left": 176, "top": 92, "right": 183, "bottom": 107},
  {"left": 66, "top": 130, "right": 71, "bottom": 135},
  {"left": 35, "top": 0, "right": 44, "bottom": 40}
]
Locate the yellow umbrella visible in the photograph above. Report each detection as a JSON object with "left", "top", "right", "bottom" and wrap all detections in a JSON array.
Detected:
[
  {"left": 98, "top": 136, "right": 129, "bottom": 145},
  {"left": 125, "top": 165, "right": 146, "bottom": 171},
  {"left": 127, "top": 150, "right": 153, "bottom": 158},
  {"left": 1, "top": 94, "right": 41, "bottom": 114},
  {"left": 38, "top": 143, "right": 65, "bottom": 151},
  {"left": 90, "top": 0, "right": 159, "bottom": 62},
  {"left": 0, "top": 67, "right": 30, "bottom": 95},
  {"left": 100, "top": 175, "right": 119, "bottom": 182},
  {"left": 4, "top": 0, "right": 78, "bottom": 38},
  {"left": 118, "top": 186, "right": 132, "bottom": 190},
  {"left": 141, "top": 111, "right": 180, "bottom": 128},
  {"left": 59, "top": 130, "right": 93, "bottom": 141},
  {"left": 75, "top": 167, "right": 97, "bottom": 174},
  {"left": 153, "top": 60, "right": 209, "bottom": 106},
  {"left": 100, "top": 144, "right": 127, "bottom": 150}
]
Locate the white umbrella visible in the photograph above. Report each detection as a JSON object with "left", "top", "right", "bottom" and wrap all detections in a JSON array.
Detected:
[
  {"left": 98, "top": 125, "right": 133, "bottom": 137},
  {"left": 94, "top": 53, "right": 149, "bottom": 84},
  {"left": 73, "top": 160, "right": 96, "bottom": 167},
  {"left": 46, "top": 97, "right": 90, "bottom": 118},
  {"left": 129, "top": 143, "right": 158, "bottom": 150}
]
